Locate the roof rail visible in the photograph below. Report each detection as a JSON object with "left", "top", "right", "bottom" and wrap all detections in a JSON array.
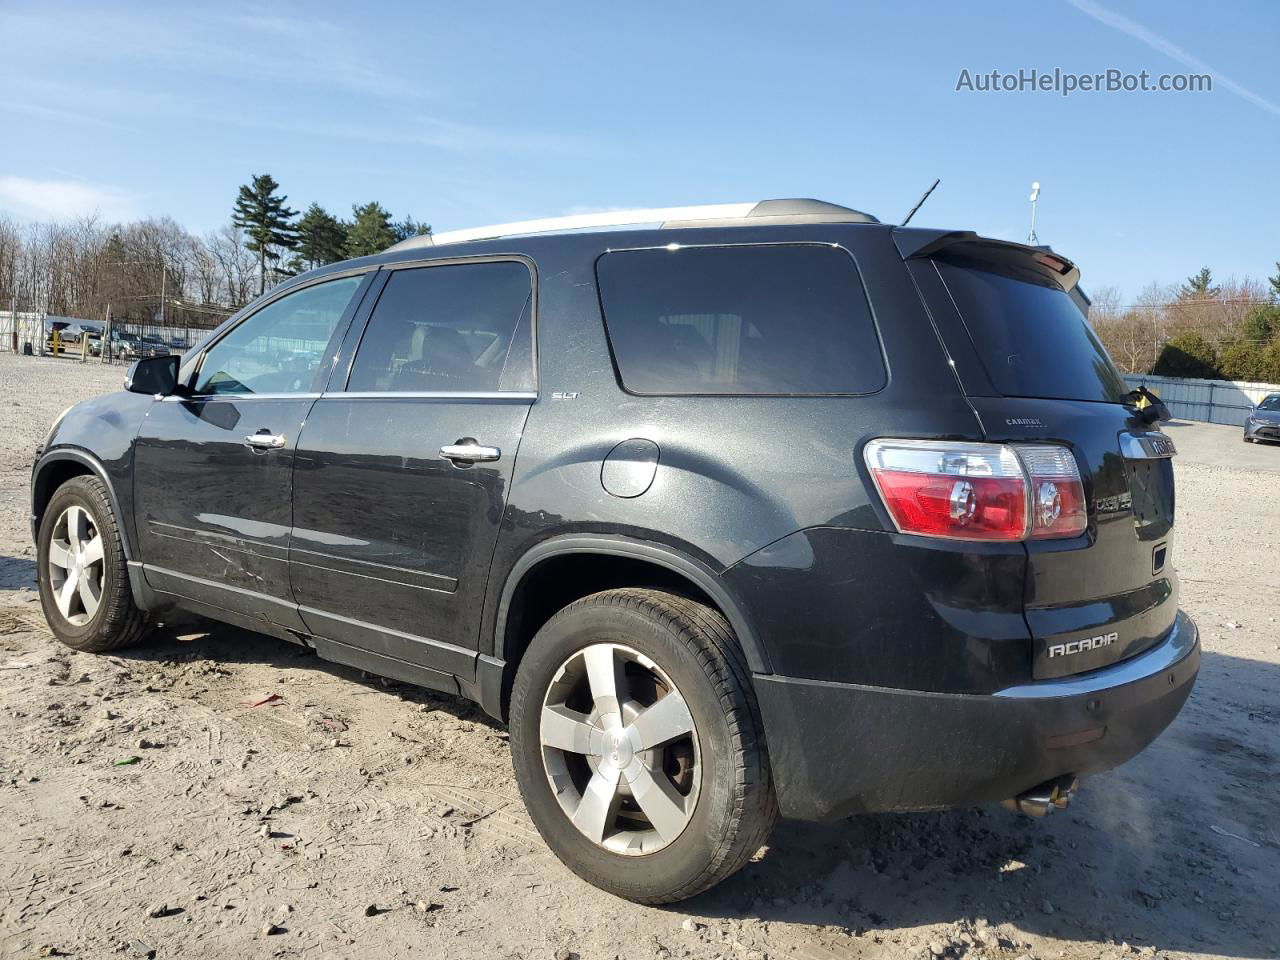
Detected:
[{"left": 384, "top": 198, "right": 878, "bottom": 253}]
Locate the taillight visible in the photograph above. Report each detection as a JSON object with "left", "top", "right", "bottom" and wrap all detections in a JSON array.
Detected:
[
  {"left": 863, "top": 439, "right": 1085, "bottom": 542},
  {"left": 1013, "top": 443, "right": 1087, "bottom": 539}
]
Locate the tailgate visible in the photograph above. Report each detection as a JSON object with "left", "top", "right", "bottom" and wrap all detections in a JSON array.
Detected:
[
  {"left": 905, "top": 236, "right": 1179, "bottom": 679},
  {"left": 969, "top": 397, "right": 1177, "bottom": 678}
]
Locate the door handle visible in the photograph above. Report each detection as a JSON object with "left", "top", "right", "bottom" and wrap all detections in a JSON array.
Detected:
[
  {"left": 244, "top": 432, "right": 287, "bottom": 450},
  {"left": 440, "top": 439, "right": 501, "bottom": 464}
]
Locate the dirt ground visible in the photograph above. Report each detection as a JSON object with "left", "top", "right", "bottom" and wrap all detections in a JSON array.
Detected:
[{"left": 0, "top": 353, "right": 1276, "bottom": 960}]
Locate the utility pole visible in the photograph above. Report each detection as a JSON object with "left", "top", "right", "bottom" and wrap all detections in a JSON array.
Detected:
[{"left": 1027, "top": 181, "right": 1041, "bottom": 245}]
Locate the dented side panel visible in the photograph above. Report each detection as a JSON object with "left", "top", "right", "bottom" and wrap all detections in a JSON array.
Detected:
[{"left": 132, "top": 396, "right": 314, "bottom": 632}]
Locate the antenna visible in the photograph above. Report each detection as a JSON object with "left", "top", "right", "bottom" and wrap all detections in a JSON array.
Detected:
[
  {"left": 901, "top": 179, "right": 940, "bottom": 226},
  {"left": 1027, "top": 181, "right": 1041, "bottom": 244}
]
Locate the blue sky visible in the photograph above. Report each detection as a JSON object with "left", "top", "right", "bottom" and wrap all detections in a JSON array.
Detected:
[{"left": 1, "top": 0, "right": 1276, "bottom": 301}]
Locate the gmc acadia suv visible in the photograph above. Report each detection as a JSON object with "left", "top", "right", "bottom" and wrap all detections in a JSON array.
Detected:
[{"left": 31, "top": 199, "right": 1199, "bottom": 903}]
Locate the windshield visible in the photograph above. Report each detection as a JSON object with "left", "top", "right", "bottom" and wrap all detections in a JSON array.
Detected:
[
  {"left": 934, "top": 260, "right": 1128, "bottom": 404},
  {"left": 1259, "top": 395, "right": 1280, "bottom": 411}
]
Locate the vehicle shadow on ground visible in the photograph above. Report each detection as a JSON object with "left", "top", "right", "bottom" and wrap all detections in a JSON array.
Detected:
[
  {"left": 117, "top": 616, "right": 506, "bottom": 731},
  {"left": 109, "top": 620, "right": 1278, "bottom": 957},
  {"left": 0, "top": 554, "right": 37, "bottom": 591},
  {"left": 683, "top": 647, "right": 1279, "bottom": 959}
]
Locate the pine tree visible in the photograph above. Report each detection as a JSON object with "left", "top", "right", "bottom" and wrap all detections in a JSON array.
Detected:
[
  {"left": 346, "top": 202, "right": 396, "bottom": 258},
  {"left": 1178, "top": 266, "right": 1219, "bottom": 300},
  {"left": 1152, "top": 332, "right": 1219, "bottom": 379},
  {"left": 231, "top": 174, "right": 299, "bottom": 295},
  {"left": 1269, "top": 262, "right": 1280, "bottom": 303},
  {"left": 295, "top": 203, "right": 349, "bottom": 269},
  {"left": 1241, "top": 304, "right": 1280, "bottom": 346},
  {"left": 391, "top": 216, "right": 432, "bottom": 243}
]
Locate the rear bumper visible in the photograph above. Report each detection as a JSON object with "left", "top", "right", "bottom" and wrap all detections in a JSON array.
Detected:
[{"left": 754, "top": 608, "right": 1198, "bottom": 821}]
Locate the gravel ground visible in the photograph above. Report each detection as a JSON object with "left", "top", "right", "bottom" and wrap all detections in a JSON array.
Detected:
[{"left": 0, "top": 353, "right": 1276, "bottom": 960}]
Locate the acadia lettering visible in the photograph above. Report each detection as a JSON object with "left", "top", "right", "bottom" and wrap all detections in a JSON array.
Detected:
[{"left": 1048, "top": 632, "right": 1119, "bottom": 658}]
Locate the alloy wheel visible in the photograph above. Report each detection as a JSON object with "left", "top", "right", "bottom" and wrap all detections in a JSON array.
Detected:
[
  {"left": 47, "top": 505, "right": 105, "bottom": 626},
  {"left": 540, "top": 642, "right": 700, "bottom": 855}
]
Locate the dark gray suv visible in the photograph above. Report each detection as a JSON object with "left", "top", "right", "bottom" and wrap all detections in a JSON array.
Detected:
[{"left": 30, "top": 199, "right": 1199, "bottom": 903}]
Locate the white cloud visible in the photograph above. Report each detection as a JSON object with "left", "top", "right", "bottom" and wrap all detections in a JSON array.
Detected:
[
  {"left": 0, "top": 175, "right": 136, "bottom": 222},
  {"left": 1065, "top": 0, "right": 1280, "bottom": 120}
]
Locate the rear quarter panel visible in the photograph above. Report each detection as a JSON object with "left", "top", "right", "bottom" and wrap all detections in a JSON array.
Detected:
[{"left": 483, "top": 226, "right": 1022, "bottom": 689}]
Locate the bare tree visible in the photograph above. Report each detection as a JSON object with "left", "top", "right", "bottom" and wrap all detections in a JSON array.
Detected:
[{"left": 0, "top": 214, "right": 253, "bottom": 350}]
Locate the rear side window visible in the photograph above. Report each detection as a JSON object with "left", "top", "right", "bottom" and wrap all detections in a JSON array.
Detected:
[
  {"left": 934, "top": 260, "right": 1128, "bottom": 403},
  {"left": 595, "top": 244, "right": 885, "bottom": 396},
  {"left": 347, "top": 261, "right": 533, "bottom": 393}
]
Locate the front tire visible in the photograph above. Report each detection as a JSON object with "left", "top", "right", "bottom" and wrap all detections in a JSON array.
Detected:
[
  {"left": 509, "top": 588, "right": 776, "bottom": 903},
  {"left": 37, "top": 476, "right": 149, "bottom": 652}
]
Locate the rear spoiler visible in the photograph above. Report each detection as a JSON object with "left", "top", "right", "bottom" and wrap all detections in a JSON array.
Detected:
[{"left": 893, "top": 227, "right": 1081, "bottom": 294}]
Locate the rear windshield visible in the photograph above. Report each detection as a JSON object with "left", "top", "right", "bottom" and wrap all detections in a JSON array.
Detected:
[
  {"left": 935, "top": 260, "right": 1128, "bottom": 403},
  {"left": 595, "top": 244, "right": 886, "bottom": 396}
]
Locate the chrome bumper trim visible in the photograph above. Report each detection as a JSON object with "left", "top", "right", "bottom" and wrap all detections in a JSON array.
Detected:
[{"left": 994, "top": 610, "right": 1197, "bottom": 700}]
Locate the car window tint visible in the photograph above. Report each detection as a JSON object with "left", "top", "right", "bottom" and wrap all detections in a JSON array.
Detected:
[
  {"left": 347, "top": 261, "right": 532, "bottom": 393},
  {"left": 194, "top": 276, "right": 361, "bottom": 395},
  {"left": 934, "top": 260, "right": 1128, "bottom": 403},
  {"left": 595, "top": 245, "right": 885, "bottom": 396}
]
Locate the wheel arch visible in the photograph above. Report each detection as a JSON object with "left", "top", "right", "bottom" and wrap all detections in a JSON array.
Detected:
[
  {"left": 31, "top": 449, "right": 134, "bottom": 560},
  {"left": 479, "top": 535, "right": 770, "bottom": 722}
]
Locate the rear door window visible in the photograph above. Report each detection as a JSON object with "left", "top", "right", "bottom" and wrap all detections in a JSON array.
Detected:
[
  {"left": 347, "top": 261, "right": 533, "bottom": 393},
  {"left": 933, "top": 259, "right": 1128, "bottom": 403},
  {"left": 595, "top": 244, "right": 885, "bottom": 396}
]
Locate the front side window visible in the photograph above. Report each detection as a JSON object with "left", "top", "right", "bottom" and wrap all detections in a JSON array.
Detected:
[
  {"left": 347, "top": 261, "right": 533, "bottom": 393},
  {"left": 194, "top": 276, "right": 362, "bottom": 395},
  {"left": 595, "top": 244, "right": 886, "bottom": 396}
]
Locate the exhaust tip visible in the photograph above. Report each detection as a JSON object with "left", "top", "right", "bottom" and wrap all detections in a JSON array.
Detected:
[{"left": 1002, "top": 775, "right": 1078, "bottom": 818}]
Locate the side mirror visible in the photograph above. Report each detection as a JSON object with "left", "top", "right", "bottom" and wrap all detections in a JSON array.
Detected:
[{"left": 125, "top": 355, "right": 181, "bottom": 396}]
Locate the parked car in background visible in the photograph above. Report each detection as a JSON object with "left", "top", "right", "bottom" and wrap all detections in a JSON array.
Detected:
[
  {"left": 44, "top": 323, "right": 99, "bottom": 354},
  {"left": 88, "top": 330, "right": 138, "bottom": 359},
  {"left": 1243, "top": 393, "right": 1280, "bottom": 443},
  {"left": 141, "top": 333, "right": 171, "bottom": 357},
  {"left": 30, "top": 198, "right": 1199, "bottom": 904}
]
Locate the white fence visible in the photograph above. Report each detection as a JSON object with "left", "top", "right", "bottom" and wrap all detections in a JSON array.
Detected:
[
  {"left": 0, "top": 311, "right": 47, "bottom": 354},
  {"left": 1123, "top": 373, "right": 1280, "bottom": 426}
]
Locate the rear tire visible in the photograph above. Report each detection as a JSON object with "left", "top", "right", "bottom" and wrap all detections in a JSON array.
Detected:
[
  {"left": 36, "top": 476, "right": 150, "bottom": 652},
  {"left": 509, "top": 587, "right": 776, "bottom": 903}
]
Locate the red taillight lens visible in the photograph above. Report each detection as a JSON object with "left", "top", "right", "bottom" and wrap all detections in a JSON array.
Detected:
[
  {"left": 872, "top": 470, "right": 1027, "bottom": 540},
  {"left": 864, "top": 439, "right": 1086, "bottom": 542}
]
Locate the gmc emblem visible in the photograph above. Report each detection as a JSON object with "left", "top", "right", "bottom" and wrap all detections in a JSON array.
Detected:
[{"left": 1048, "top": 632, "right": 1118, "bottom": 658}]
